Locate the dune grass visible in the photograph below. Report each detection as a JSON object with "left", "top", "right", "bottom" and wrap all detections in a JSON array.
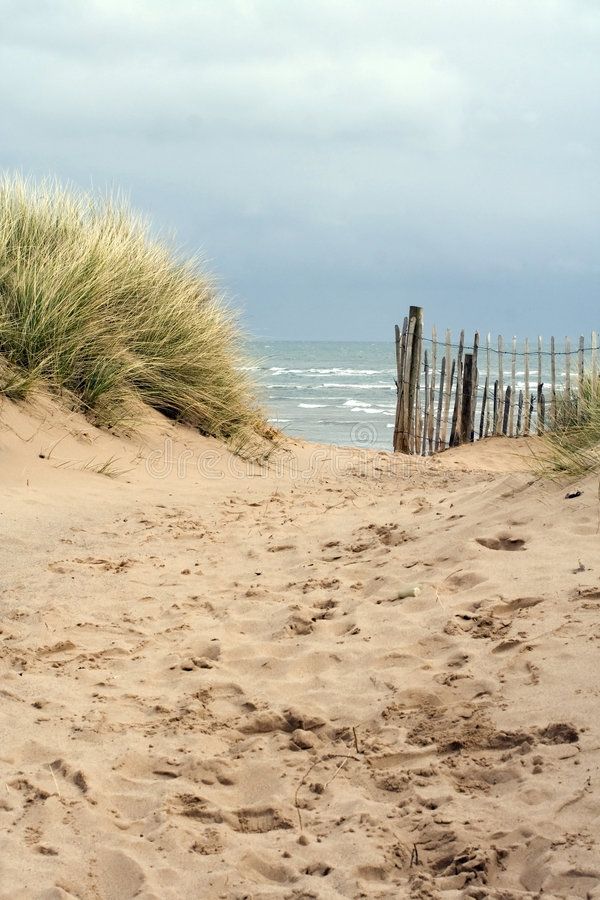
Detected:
[
  {"left": 538, "top": 376, "right": 600, "bottom": 478},
  {"left": 0, "top": 175, "right": 266, "bottom": 449}
]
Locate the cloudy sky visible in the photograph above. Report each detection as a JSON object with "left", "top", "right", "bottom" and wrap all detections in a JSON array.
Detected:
[{"left": 1, "top": 0, "right": 599, "bottom": 339}]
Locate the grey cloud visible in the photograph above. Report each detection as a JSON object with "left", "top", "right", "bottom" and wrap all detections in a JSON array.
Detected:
[{"left": 0, "top": 0, "right": 599, "bottom": 339}]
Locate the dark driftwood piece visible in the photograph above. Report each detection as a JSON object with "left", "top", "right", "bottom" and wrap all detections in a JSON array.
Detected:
[
  {"left": 529, "top": 393, "right": 535, "bottom": 428},
  {"left": 449, "top": 330, "right": 465, "bottom": 447},
  {"left": 459, "top": 353, "right": 474, "bottom": 444},
  {"left": 406, "top": 306, "right": 423, "bottom": 453},
  {"left": 502, "top": 386, "right": 511, "bottom": 435}
]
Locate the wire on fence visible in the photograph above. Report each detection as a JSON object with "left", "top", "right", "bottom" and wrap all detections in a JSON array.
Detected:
[{"left": 417, "top": 334, "right": 600, "bottom": 357}]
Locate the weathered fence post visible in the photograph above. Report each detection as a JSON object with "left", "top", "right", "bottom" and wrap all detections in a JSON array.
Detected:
[
  {"left": 439, "top": 329, "right": 452, "bottom": 450},
  {"left": 479, "top": 375, "right": 488, "bottom": 439},
  {"left": 449, "top": 330, "right": 465, "bottom": 447},
  {"left": 471, "top": 332, "right": 479, "bottom": 442},
  {"left": 459, "top": 353, "right": 474, "bottom": 443},
  {"left": 435, "top": 354, "right": 446, "bottom": 450},
  {"left": 578, "top": 335, "right": 585, "bottom": 422},
  {"left": 427, "top": 327, "right": 437, "bottom": 453},
  {"left": 484, "top": 333, "right": 491, "bottom": 436},
  {"left": 421, "top": 349, "right": 429, "bottom": 455},
  {"left": 406, "top": 306, "right": 423, "bottom": 454},
  {"left": 394, "top": 306, "right": 423, "bottom": 454},
  {"left": 550, "top": 336, "right": 557, "bottom": 428},
  {"left": 509, "top": 336, "right": 517, "bottom": 437},
  {"left": 592, "top": 331, "right": 598, "bottom": 403},
  {"left": 496, "top": 335, "right": 504, "bottom": 435},
  {"left": 537, "top": 336, "right": 543, "bottom": 434},
  {"left": 524, "top": 337, "right": 530, "bottom": 435},
  {"left": 503, "top": 386, "right": 511, "bottom": 435},
  {"left": 392, "top": 318, "right": 408, "bottom": 452},
  {"left": 492, "top": 380, "right": 499, "bottom": 432}
]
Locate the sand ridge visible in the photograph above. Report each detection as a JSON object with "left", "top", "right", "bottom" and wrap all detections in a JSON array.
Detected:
[{"left": 1, "top": 398, "right": 599, "bottom": 898}]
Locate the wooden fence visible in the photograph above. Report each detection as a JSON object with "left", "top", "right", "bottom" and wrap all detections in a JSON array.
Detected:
[{"left": 393, "top": 306, "right": 599, "bottom": 455}]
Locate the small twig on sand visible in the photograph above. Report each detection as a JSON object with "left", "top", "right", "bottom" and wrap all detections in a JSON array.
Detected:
[
  {"left": 410, "top": 843, "right": 420, "bottom": 867},
  {"left": 48, "top": 764, "right": 61, "bottom": 798},
  {"left": 324, "top": 499, "right": 350, "bottom": 512},
  {"left": 294, "top": 759, "right": 322, "bottom": 831},
  {"left": 352, "top": 726, "right": 360, "bottom": 754},
  {"left": 294, "top": 753, "right": 359, "bottom": 831},
  {"left": 323, "top": 757, "right": 348, "bottom": 789}
]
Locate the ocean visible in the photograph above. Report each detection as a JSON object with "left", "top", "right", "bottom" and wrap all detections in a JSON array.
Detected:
[
  {"left": 246, "top": 337, "right": 593, "bottom": 450},
  {"left": 247, "top": 341, "right": 397, "bottom": 450}
]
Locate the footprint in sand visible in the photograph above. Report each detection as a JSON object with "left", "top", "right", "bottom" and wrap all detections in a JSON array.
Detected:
[
  {"left": 94, "top": 849, "right": 146, "bottom": 900},
  {"left": 190, "top": 827, "right": 224, "bottom": 856},
  {"left": 176, "top": 794, "right": 292, "bottom": 832},
  {"left": 282, "top": 596, "right": 340, "bottom": 636},
  {"left": 284, "top": 612, "right": 314, "bottom": 636},
  {"left": 493, "top": 596, "right": 545, "bottom": 614},
  {"left": 476, "top": 535, "right": 526, "bottom": 551},
  {"left": 444, "top": 571, "right": 488, "bottom": 592},
  {"left": 233, "top": 807, "right": 293, "bottom": 833},
  {"left": 301, "top": 577, "right": 341, "bottom": 593},
  {"left": 491, "top": 638, "right": 523, "bottom": 654},
  {"left": 242, "top": 851, "right": 298, "bottom": 884},
  {"left": 49, "top": 759, "right": 89, "bottom": 794},
  {"left": 311, "top": 598, "right": 338, "bottom": 621},
  {"left": 320, "top": 540, "right": 342, "bottom": 561},
  {"left": 449, "top": 612, "right": 511, "bottom": 641},
  {"left": 73, "top": 556, "right": 135, "bottom": 572}
]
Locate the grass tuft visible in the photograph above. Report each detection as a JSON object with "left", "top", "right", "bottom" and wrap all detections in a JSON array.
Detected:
[
  {"left": 0, "top": 174, "right": 266, "bottom": 449},
  {"left": 537, "top": 376, "right": 600, "bottom": 478}
]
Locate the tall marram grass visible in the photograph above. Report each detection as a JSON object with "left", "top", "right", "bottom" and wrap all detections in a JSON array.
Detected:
[
  {"left": 0, "top": 175, "right": 266, "bottom": 449},
  {"left": 538, "top": 376, "right": 600, "bottom": 477}
]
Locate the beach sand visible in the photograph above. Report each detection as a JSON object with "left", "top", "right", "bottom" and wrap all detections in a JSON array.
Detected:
[{"left": 1, "top": 396, "right": 599, "bottom": 899}]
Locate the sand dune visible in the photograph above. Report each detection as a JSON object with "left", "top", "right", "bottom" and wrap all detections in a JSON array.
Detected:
[{"left": 1, "top": 397, "right": 599, "bottom": 898}]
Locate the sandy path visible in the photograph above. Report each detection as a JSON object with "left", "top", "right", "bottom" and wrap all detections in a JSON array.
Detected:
[{"left": 1, "top": 399, "right": 599, "bottom": 899}]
